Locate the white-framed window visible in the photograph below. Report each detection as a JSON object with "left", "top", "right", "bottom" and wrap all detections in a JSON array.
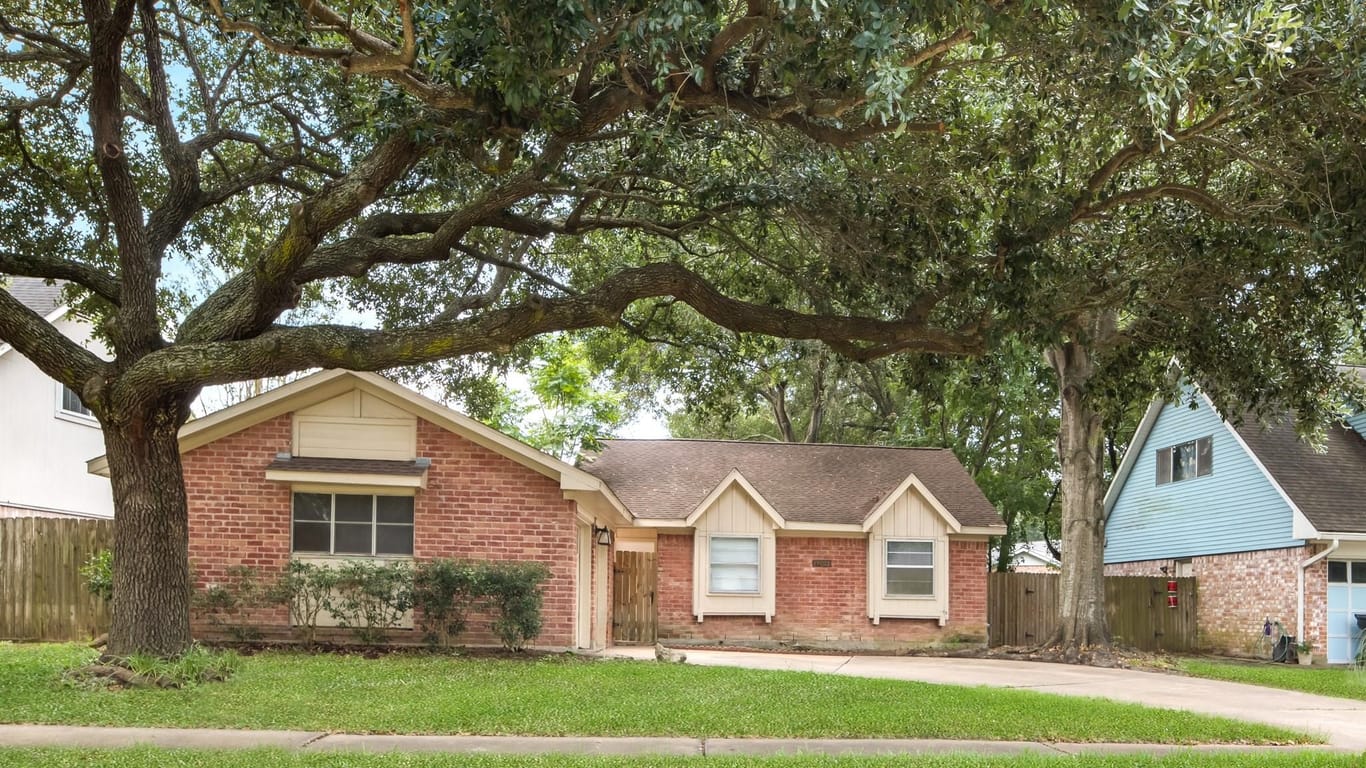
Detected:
[
  {"left": 885, "top": 540, "right": 934, "bottom": 597},
  {"left": 1156, "top": 436, "right": 1212, "bottom": 485},
  {"left": 57, "top": 383, "right": 95, "bottom": 420},
  {"left": 708, "top": 535, "right": 760, "bottom": 594},
  {"left": 291, "top": 492, "right": 414, "bottom": 556}
]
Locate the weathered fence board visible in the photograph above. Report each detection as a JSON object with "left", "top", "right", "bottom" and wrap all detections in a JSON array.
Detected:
[
  {"left": 989, "top": 573, "right": 1198, "bottom": 652},
  {"left": 0, "top": 517, "right": 113, "bottom": 641},
  {"left": 612, "top": 550, "right": 657, "bottom": 645}
]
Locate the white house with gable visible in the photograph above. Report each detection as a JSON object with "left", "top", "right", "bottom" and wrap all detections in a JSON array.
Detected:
[{"left": 0, "top": 277, "right": 113, "bottom": 518}]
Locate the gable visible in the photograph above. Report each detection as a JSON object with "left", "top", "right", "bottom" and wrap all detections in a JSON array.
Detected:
[
  {"left": 691, "top": 480, "right": 780, "bottom": 534},
  {"left": 865, "top": 483, "right": 952, "bottom": 540},
  {"left": 85, "top": 370, "right": 631, "bottom": 525},
  {"left": 293, "top": 390, "right": 417, "bottom": 461},
  {"left": 1105, "top": 392, "right": 1301, "bottom": 563},
  {"left": 685, "top": 470, "right": 785, "bottom": 529}
]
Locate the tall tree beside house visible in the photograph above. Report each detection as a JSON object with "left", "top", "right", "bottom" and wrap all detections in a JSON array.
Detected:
[
  {"left": 0, "top": 0, "right": 1050, "bottom": 659},
  {"left": 0, "top": 0, "right": 1360, "bottom": 662}
]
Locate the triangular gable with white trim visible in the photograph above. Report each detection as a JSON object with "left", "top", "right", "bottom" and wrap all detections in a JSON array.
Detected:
[
  {"left": 861, "top": 473, "right": 962, "bottom": 533},
  {"left": 683, "top": 468, "right": 786, "bottom": 529}
]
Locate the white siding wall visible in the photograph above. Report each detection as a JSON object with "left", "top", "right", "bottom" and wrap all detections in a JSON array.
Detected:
[
  {"left": 866, "top": 486, "right": 950, "bottom": 624},
  {"left": 0, "top": 315, "right": 113, "bottom": 517},
  {"left": 692, "top": 483, "right": 777, "bottom": 621}
]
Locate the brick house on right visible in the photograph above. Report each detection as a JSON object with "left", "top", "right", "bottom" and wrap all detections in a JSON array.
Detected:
[{"left": 1104, "top": 373, "right": 1366, "bottom": 664}]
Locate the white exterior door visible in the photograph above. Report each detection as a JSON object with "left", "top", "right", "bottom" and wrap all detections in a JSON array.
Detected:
[{"left": 1326, "top": 561, "right": 1366, "bottom": 664}]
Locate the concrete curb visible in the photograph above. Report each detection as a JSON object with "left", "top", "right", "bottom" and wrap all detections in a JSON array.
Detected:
[{"left": 0, "top": 725, "right": 1351, "bottom": 756}]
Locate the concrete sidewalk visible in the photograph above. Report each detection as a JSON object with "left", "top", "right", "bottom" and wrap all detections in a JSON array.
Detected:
[
  {"left": 607, "top": 647, "right": 1366, "bottom": 751},
  {"left": 0, "top": 724, "right": 1346, "bottom": 757}
]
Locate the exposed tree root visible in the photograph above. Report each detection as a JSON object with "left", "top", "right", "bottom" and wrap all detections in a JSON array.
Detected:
[{"left": 87, "top": 633, "right": 108, "bottom": 650}]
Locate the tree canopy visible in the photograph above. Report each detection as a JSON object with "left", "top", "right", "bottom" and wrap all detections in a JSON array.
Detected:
[{"left": 0, "top": 0, "right": 1361, "bottom": 658}]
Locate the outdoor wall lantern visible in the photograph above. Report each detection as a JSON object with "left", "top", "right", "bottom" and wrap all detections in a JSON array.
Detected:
[{"left": 592, "top": 525, "right": 613, "bottom": 547}]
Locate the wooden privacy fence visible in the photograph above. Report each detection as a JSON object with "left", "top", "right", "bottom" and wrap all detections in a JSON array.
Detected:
[
  {"left": 612, "top": 550, "right": 657, "bottom": 644},
  {"left": 989, "top": 573, "right": 1198, "bottom": 652},
  {"left": 0, "top": 517, "right": 113, "bottom": 641}
]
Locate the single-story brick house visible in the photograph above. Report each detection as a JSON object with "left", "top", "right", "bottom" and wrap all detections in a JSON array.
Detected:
[
  {"left": 90, "top": 370, "right": 1003, "bottom": 650},
  {"left": 1104, "top": 375, "right": 1366, "bottom": 664},
  {"left": 581, "top": 439, "right": 1005, "bottom": 648}
]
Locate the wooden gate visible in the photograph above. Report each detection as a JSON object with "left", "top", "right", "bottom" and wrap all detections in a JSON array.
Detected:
[
  {"left": 989, "top": 573, "right": 1198, "bottom": 652},
  {"left": 612, "top": 551, "right": 656, "bottom": 644}
]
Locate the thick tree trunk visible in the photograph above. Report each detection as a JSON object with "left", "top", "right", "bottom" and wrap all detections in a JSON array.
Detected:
[
  {"left": 103, "top": 395, "right": 196, "bottom": 658},
  {"left": 1043, "top": 309, "right": 1116, "bottom": 663}
]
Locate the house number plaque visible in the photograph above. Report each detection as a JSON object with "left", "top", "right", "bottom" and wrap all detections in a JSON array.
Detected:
[{"left": 811, "top": 559, "right": 832, "bottom": 568}]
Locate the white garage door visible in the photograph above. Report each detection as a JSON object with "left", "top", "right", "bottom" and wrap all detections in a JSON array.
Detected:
[{"left": 1326, "top": 561, "right": 1366, "bottom": 664}]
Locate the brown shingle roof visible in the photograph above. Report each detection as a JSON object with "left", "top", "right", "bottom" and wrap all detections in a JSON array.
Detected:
[
  {"left": 1234, "top": 418, "right": 1366, "bottom": 534},
  {"left": 266, "top": 456, "right": 429, "bottom": 476},
  {"left": 2, "top": 276, "right": 64, "bottom": 315},
  {"left": 581, "top": 439, "right": 1003, "bottom": 528}
]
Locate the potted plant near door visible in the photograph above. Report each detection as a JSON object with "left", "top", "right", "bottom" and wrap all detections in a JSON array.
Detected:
[{"left": 1296, "top": 640, "right": 1313, "bottom": 666}]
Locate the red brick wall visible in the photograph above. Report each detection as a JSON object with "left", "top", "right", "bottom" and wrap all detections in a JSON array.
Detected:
[
  {"left": 185, "top": 414, "right": 293, "bottom": 632},
  {"left": 185, "top": 415, "right": 582, "bottom": 647},
  {"left": 655, "top": 533, "right": 988, "bottom": 649},
  {"left": 1105, "top": 545, "right": 1328, "bottom": 655},
  {"left": 948, "top": 539, "right": 989, "bottom": 630}
]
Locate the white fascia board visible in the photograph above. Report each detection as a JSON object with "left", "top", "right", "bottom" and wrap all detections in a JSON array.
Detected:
[
  {"left": 783, "top": 521, "right": 864, "bottom": 533},
  {"left": 631, "top": 519, "right": 692, "bottom": 528},
  {"left": 1102, "top": 396, "right": 1166, "bottom": 518},
  {"left": 957, "top": 525, "right": 1007, "bottom": 536},
  {"left": 1306, "top": 531, "right": 1366, "bottom": 542}
]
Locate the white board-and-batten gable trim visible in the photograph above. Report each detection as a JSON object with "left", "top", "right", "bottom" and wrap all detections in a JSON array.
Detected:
[
  {"left": 860, "top": 474, "right": 962, "bottom": 534},
  {"left": 683, "top": 468, "right": 786, "bottom": 529}
]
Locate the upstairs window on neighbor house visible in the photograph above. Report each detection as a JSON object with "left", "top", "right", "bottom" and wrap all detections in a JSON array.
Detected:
[
  {"left": 291, "top": 492, "right": 414, "bottom": 556},
  {"left": 708, "top": 536, "right": 760, "bottom": 594},
  {"left": 1155, "top": 436, "right": 1212, "bottom": 485},
  {"left": 885, "top": 540, "right": 935, "bottom": 597},
  {"left": 59, "top": 384, "right": 94, "bottom": 419}
]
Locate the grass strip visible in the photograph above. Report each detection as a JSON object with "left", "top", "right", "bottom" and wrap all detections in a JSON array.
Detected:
[
  {"left": 0, "top": 747, "right": 1359, "bottom": 768},
  {"left": 0, "top": 644, "right": 1311, "bottom": 744},
  {"left": 1178, "top": 660, "right": 1366, "bottom": 702}
]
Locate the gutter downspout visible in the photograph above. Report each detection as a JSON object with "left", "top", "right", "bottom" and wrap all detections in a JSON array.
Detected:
[{"left": 1298, "top": 539, "right": 1340, "bottom": 642}]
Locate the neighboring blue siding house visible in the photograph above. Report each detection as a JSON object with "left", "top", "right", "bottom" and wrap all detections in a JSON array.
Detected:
[{"left": 1104, "top": 371, "right": 1366, "bottom": 664}]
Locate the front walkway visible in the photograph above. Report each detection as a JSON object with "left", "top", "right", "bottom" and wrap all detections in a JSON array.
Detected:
[
  {"left": 608, "top": 647, "right": 1366, "bottom": 750},
  {"left": 0, "top": 724, "right": 1343, "bottom": 757}
]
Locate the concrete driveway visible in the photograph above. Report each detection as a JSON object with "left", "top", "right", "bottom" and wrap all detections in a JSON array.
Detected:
[{"left": 608, "top": 647, "right": 1366, "bottom": 750}]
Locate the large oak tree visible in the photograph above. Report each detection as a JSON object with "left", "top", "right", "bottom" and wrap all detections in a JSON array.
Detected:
[{"left": 1, "top": 0, "right": 1360, "bottom": 661}]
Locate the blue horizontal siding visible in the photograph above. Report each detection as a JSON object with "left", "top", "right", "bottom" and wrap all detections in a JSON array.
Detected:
[{"left": 1105, "top": 393, "right": 1301, "bottom": 563}]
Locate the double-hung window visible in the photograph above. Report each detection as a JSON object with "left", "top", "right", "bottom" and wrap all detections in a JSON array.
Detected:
[
  {"left": 292, "top": 492, "right": 414, "bottom": 556},
  {"left": 1156, "top": 436, "right": 1213, "bottom": 485},
  {"left": 708, "top": 536, "right": 760, "bottom": 594},
  {"left": 885, "top": 540, "right": 934, "bottom": 597},
  {"left": 58, "top": 384, "right": 94, "bottom": 419}
]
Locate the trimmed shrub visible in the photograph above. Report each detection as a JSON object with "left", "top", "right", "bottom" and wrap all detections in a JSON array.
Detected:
[
  {"left": 194, "top": 565, "right": 271, "bottom": 642},
  {"left": 480, "top": 561, "right": 550, "bottom": 652},
  {"left": 411, "top": 559, "right": 482, "bottom": 648},
  {"left": 270, "top": 560, "right": 339, "bottom": 646},
  {"left": 326, "top": 560, "right": 413, "bottom": 644}
]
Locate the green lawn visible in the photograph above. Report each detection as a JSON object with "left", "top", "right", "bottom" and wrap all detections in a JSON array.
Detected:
[
  {"left": 1178, "top": 659, "right": 1366, "bottom": 702},
  {"left": 0, "top": 644, "right": 1312, "bottom": 744},
  {"left": 0, "top": 749, "right": 1357, "bottom": 768}
]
